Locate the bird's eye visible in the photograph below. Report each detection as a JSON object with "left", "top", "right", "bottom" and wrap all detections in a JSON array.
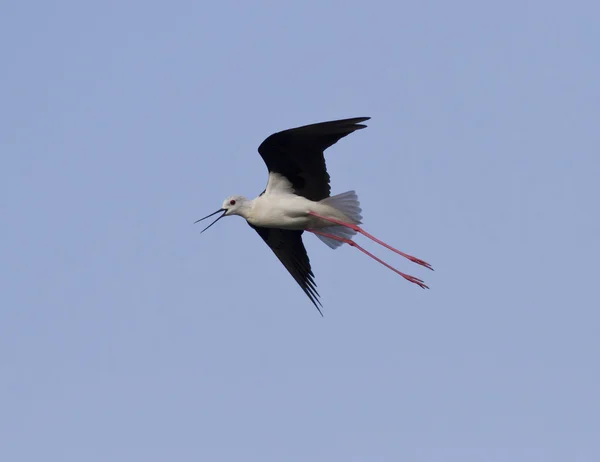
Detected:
[{"left": 229, "top": 199, "right": 236, "bottom": 206}]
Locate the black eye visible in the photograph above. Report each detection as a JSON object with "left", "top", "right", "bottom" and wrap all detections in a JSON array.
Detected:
[{"left": 229, "top": 199, "right": 236, "bottom": 206}]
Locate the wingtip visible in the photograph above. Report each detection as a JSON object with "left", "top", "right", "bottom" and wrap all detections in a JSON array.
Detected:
[
  {"left": 347, "top": 116, "right": 371, "bottom": 131},
  {"left": 309, "top": 292, "right": 324, "bottom": 316},
  {"left": 315, "top": 302, "right": 324, "bottom": 317}
]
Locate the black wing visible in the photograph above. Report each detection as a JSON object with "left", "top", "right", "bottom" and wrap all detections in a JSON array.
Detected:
[
  {"left": 249, "top": 224, "right": 322, "bottom": 315},
  {"left": 257, "top": 117, "right": 370, "bottom": 201}
]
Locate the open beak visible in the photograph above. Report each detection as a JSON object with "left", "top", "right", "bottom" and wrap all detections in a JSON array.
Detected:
[{"left": 195, "top": 208, "right": 227, "bottom": 233}]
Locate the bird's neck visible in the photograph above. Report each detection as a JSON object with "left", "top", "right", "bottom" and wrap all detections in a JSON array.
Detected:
[{"left": 237, "top": 199, "right": 254, "bottom": 219}]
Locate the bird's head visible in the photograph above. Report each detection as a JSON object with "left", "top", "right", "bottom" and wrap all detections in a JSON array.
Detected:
[
  {"left": 195, "top": 195, "right": 250, "bottom": 233},
  {"left": 221, "top": 195, "right": 250, "bottom": 217}
]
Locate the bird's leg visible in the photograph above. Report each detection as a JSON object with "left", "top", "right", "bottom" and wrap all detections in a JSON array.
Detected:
[
  {"left": 307, "top": 211, "right": 433, "bottom": 271},
  {"left": 307, "top": 229, "right": 429, "bottom": 289}
]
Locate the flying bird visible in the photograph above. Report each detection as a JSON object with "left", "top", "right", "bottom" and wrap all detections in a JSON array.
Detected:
[{"left": 196, "top": 117, "right": 432, "bottom": 314}]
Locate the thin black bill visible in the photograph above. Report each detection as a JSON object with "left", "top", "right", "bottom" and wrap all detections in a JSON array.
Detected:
[{"left": 195, "top": 208, "right": 227, "bottom": 233}]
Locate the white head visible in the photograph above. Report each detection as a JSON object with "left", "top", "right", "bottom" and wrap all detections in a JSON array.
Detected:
[
  {"left": 221, "top": 195, "right": 251, "bottom": 217},
  {"left": 195, "top": 195, "right": 251, "bottom": 233}
]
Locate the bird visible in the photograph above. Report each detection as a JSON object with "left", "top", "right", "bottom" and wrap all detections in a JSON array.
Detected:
[{"left": 196, "top": 117, "right": 432, "bottom": 315}]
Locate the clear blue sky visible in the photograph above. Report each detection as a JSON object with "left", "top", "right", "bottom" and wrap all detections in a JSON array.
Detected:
[{"left": 1, "top": 1, "right": 599, "bottom": 460}]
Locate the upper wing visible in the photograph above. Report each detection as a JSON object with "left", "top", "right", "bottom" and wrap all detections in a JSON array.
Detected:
[
  {"left": 249, "top": 224, "right": 322, "bottom": 315},
  {"left": 257, "top": 117, "right": 370, "bottom": 201}
]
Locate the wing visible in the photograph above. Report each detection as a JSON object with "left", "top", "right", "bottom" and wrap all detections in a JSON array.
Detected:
[
  {"left": 257, "top": 117, "right": 370, "bottom": 201},
  {"left": 249, "top": 224, "right": 322, "bottom": 315}
]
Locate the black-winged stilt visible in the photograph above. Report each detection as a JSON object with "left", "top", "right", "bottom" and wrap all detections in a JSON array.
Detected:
[{"left": 196, "top": 117, "right": 432, "bottom": 314}]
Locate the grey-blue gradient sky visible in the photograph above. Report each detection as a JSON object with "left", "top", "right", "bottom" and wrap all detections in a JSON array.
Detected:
[{"left": 2, "top": 1, "right": 599, "bottom": 460}]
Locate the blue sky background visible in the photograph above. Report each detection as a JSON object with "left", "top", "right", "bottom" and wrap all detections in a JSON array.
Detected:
[{"left": 1, "top": 1, "right": 599, "bottom": 460}]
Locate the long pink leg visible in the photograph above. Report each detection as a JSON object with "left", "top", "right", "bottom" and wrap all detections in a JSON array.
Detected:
[
  {"left": 307, "top": 211, "right": 433, "bottom": 271},
  {"left": 308, "top": 229, "right": 429, "bottom": 289}
]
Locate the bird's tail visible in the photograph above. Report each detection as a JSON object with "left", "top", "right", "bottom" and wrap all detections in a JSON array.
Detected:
[{"left": 314, "top": 191, "right": 363, "bottom": 249}]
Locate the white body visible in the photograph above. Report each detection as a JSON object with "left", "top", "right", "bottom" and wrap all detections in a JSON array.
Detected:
[
  {"left": 217, "top": 173, "right": 362, "bottom": 249},
  {"left": 247, "top": 194, "right": 346, "bottom": 230},
  {"left": 229, "top": 173, "right": 359, "bottom": 230}
]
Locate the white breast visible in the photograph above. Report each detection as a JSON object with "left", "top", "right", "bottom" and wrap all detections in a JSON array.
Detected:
[{"left": 248, "top": 193, "right": 315, "bottom": 230}]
